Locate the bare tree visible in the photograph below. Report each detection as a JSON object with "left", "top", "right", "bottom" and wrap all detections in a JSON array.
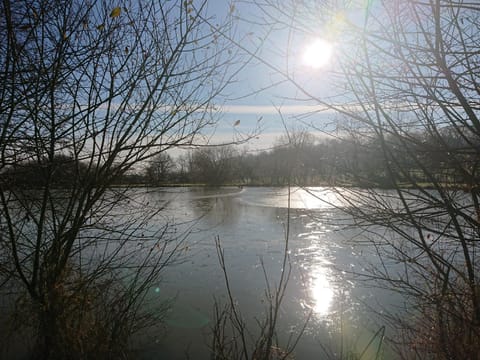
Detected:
[
  {"left": 0, "top": 0, "right": 244, "bottom": 357},
  {"left": 189, "top": 145, "right": 239, "bottom": 185},
  {"left": 272, "top": 130, "right": 318, "bottom": 185},
  {"left": 145, "top": 152, "right": 174, "bottom": 185},
  {"left": 237, "top": 0, "right": 480, "bottom": 358}
]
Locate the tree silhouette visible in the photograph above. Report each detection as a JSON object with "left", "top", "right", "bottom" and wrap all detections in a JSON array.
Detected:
[{"left": 0, "top": 0, "right": 241, "bottom": 357}]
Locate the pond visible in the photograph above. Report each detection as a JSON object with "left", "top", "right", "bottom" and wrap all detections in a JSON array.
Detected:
[{"left": 132, "top": 187, "right": 403, "bottom": 359}]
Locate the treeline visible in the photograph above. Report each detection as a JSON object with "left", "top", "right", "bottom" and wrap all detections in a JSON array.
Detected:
[
  {"left": 145, "top": 129, "right": 477, "bottom": 187},
  {"left": 3, "top": 129, "right": 475, "bottom": 189}
]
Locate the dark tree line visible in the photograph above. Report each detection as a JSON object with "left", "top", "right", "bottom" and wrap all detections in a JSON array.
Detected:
[
  {"left": 7, "top": 125, "right": 476, "bottom": 189},
  {"left": 144, "top": 127, "right": 477, "bottom": 187}
]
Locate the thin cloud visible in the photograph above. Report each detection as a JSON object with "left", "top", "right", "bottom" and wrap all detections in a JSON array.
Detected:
[{"left": 220, "top": 104, "right": 335, "bottom": 115}]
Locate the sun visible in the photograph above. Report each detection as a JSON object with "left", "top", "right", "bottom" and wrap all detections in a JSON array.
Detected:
[{"left": 302, "top": 39, "right": 333, "bottom": 69}]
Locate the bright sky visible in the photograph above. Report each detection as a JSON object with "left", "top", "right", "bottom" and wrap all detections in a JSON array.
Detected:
[
  {"left": 197, "top": 1, "right": 346, "bottom": 150},
  {"left": 195, "top": 0, "right": 369, "bottom": 154}
]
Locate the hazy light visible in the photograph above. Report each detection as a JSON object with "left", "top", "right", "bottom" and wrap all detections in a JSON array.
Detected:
[{"left": 302, "top": 39, "right": 333, "bottom": 69}]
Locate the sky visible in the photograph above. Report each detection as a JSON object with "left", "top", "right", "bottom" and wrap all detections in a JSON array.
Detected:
[
  {"left": 181, "top": 1, "right": 327, "bottom": 153},
  {"left": 190, "top": 0, "right": 370, "bottom": 155}
]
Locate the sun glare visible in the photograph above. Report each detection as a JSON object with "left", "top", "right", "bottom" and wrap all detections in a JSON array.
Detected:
[
  {"left": 311, "top": 267, "right": 334, "bottom": 315},
  {"left": 302, "top": 39, "right": 333, "bottom": 69}
]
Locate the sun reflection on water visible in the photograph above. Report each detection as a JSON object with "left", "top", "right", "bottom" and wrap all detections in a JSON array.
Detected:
[
  {"left": 241, "top": 187, "right": 348, "bottom": 210},
  {"left": 298, "top": 241, "right": 335, "bottom": 316},
  {"left": 311, "top": 265, "right": 334, "bottom": 315}
]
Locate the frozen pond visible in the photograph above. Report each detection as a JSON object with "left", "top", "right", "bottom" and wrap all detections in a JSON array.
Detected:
[{"left": 131, "top": 187, "right": 402, "bottom": 359}]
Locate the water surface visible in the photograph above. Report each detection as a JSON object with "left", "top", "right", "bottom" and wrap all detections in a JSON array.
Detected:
[{"left": 134, "top": 187, "right": 400, "bottom": 359}]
